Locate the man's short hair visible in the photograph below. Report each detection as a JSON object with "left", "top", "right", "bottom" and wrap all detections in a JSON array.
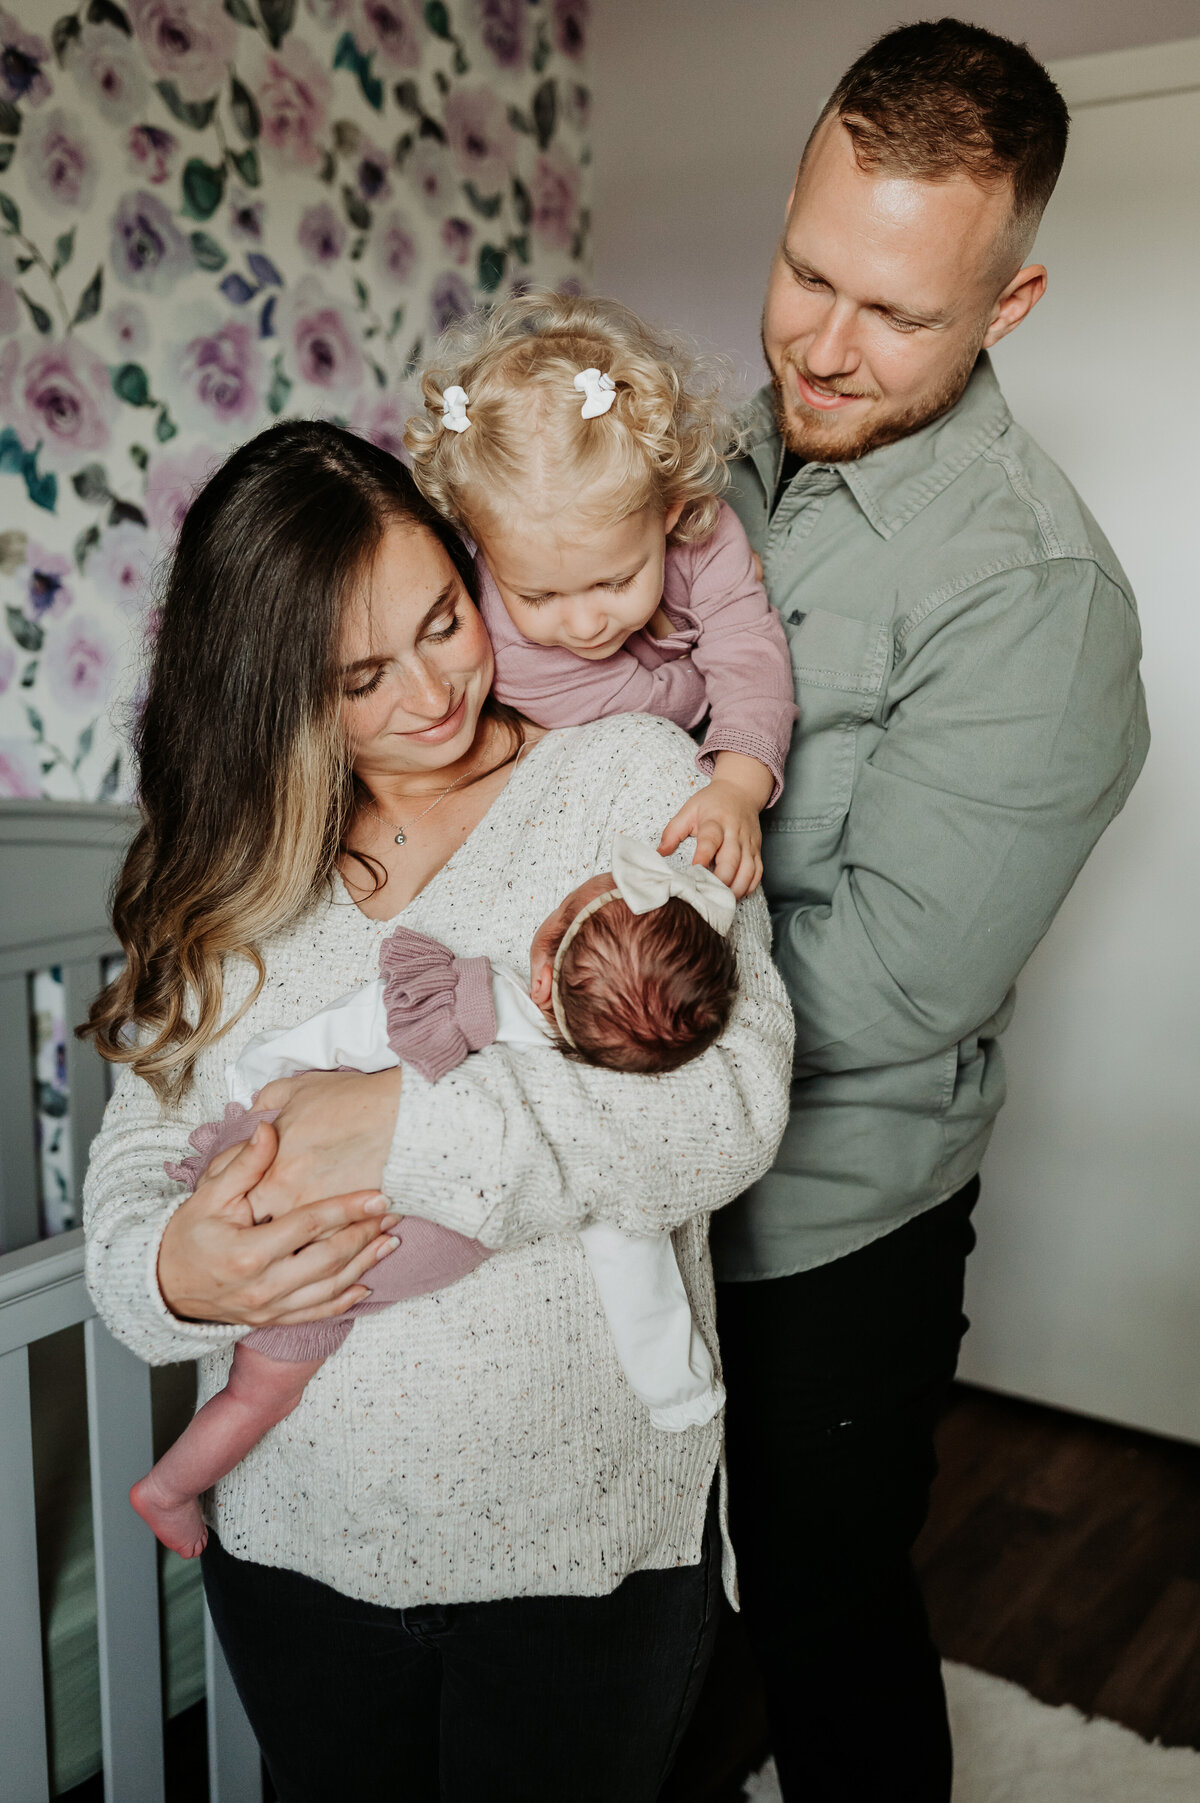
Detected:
[{"left": 809, "top": 18, "right": 1070, "bottom": 263}]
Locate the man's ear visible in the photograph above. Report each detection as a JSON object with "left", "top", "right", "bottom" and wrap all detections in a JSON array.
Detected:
[{"left": 982, "top": 264, "right": 1047, "bottom": 350}]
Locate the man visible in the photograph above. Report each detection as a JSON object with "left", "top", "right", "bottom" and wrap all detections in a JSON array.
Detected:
[{"left": 711, "top": 20, "right": 1149, "bottom": 1802}]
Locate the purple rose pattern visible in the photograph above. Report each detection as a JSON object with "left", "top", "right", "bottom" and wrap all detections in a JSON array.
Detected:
[{"left": 0, "top": 0, "right": 589, "bottom": 800}]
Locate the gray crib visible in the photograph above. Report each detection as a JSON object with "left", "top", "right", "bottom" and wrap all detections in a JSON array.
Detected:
[{"left": 0, "top": 801, "right": 262, "bottom": 1803}]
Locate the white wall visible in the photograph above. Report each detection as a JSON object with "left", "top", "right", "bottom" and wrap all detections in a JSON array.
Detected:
[{"left": 592, "top": 0, "right": 1200, "bottom": 382}]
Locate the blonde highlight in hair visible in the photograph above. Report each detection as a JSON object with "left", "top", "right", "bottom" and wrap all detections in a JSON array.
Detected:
[
  {"left": 405, "top": 291, "right": 737, "bottom": 545},
  {"left": 83, "top": 421, "right": 480, "bottom": 1102}
]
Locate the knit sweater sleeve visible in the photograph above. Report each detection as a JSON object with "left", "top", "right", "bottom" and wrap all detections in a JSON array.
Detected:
[
  {"left": 82, "top": 1059, "right": 249, "bottom": 1366},
  {"left": 383, "top": 716, "right": 794, "bottom": 1245}
]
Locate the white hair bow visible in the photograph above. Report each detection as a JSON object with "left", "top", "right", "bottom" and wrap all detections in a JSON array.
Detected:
[
  {"left": 611, "top": 834, "right": 737, "bottom": 937},
  {"left": 574, "top": 367, "right": 617, "bottom": 419},
  {"left": 441, "top": 385, "right": 471, "bottom": 433}
]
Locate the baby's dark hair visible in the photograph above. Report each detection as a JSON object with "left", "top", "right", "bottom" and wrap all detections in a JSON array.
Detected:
[{"left": 554, "top": 896, "right": 738, "bottom": 1074}]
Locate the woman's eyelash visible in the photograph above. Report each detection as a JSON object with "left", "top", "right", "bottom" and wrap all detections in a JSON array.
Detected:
[
  {"left": 345, "top": 614, "right": 461, "bottom": 697},
  {"left": 347, "top": 668, "right": 384, "bottom": 699},
  {"left": 428, "top": 612, "right": 462, "bottom": 643}
]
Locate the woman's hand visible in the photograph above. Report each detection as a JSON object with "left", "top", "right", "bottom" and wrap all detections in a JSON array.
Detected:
[
  {"left": 245, "top": 1066, "right": 405, "bottom": 1222},
  {"left": 157, "top": 1120, "right": 401, "bottom": 1327},
  {"left": 658, "top": 752, "right": 773, "bottom": 898}
]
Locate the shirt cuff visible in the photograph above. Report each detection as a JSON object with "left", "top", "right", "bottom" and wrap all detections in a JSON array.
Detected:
[
  {"left": 697, "top": 719, "right": 794, "bottom": 807},
  {"left": 382, "top": 1064, "right": 501, "bottom": 1242},
  {"left": 91, "top": 1196, "right": 246, "bottom": 1366}
]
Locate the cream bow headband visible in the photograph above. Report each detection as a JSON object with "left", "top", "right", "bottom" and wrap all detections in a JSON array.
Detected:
[
  {"left": 441, "top": 385, "right": 470, "bottom": 432},
  {"left": 550, "top": 834, "right": 737, "bottom": 1046},
  {"left": 573, "top": 367, "right": 616, "bottom": 419}
]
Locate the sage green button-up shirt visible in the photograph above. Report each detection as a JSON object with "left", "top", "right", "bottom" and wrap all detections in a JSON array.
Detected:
[{"left": 712, "top": 353, "right": 1149, "bottom": 1281}]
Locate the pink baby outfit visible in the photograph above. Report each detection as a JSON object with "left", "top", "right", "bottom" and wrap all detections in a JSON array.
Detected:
[
  {"left": 164, "top": 927, "right": 498, "bottom": 1361},
  {"left": 477, "top": 500, "right": 797, "bottom": 803}
]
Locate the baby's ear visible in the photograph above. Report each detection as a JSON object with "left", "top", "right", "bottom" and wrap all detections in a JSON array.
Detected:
[{"left": 529, "top": 956, "right": 554, "bottom": 1012}]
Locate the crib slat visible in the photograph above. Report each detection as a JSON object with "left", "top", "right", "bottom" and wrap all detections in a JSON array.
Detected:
[
  {"left": 205, "top": 1606, "right": 263, "bottom": 1803},
  {"left": 63, "top": 958, "right": 111, "bottom": 1191},
  {"left": 0, "top": 1344, "right": 51, "bottom": 1803},
  {"left": 84, "top": 1317, "right": 166, "bottom": 1803},
  {"left": 0, "top": 971, "right": 40, "bottom": 1253}
]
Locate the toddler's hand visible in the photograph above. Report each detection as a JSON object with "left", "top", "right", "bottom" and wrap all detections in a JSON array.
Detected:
[{"left": 658, "top": 781, "right": 763, "bottom": 898}]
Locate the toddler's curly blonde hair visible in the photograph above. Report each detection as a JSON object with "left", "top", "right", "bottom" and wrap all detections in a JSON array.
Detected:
[{"left": 404, "top": 291, "right": 736, "bottom": 546}]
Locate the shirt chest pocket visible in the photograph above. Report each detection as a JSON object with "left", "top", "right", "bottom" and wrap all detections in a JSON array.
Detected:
[{"left": 770, "top": 608, "right": 891, "bottom": 831}]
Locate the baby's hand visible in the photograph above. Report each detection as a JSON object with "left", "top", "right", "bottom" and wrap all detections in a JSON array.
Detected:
[{"left": 658, "top": 752, "right": 775, "bottom": 898}]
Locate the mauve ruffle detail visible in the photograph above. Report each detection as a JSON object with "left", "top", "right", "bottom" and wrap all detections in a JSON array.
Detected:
[
  {"left": 380, "top": 924, "right": 497, "bottom": 1083},
  {"left": 164, "top": 1102, "right": 280, "bottom": 1192}
]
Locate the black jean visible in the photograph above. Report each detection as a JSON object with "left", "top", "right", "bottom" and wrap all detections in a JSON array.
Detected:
[
  {"left": 201, "top": 1487, "right": 722, "bottom": 1803},
  {"left": 717, "top": 1178, "right": 979, "bottom": 1803}
]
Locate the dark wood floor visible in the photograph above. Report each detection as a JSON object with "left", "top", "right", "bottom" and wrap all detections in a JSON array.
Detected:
[
  {"left": 662, "top": 1381, "right": 1200, "bottom": 1801},
  {"left": 62, "top": 1383, "right": 1200, "bottom": 1802}
]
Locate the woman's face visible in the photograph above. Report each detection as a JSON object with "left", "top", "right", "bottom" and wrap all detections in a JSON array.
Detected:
[{"left": 339, "top": 521, "right": 494, "bottom": 780}]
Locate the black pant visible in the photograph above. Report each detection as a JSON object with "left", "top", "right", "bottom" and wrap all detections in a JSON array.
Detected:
[
  {"left": 202, "top": 1489, "right": 722, "bottom": 1802},
  {"left": 717, "top": 1179, "right": 979, "bottom": 1803}
]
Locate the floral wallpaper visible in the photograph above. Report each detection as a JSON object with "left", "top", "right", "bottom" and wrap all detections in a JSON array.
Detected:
[{"left": 0, "top": 0, "right": 592, "bottom": 804}]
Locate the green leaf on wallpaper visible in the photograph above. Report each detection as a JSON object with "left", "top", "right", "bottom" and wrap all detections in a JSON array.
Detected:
[
  {"left": 87, "top": 0, "right": 132, "bottom": 34},
  {"left": 452, "top": 45, "right": 467, "bottom": 76},
  {"left": 190, "top": 230, "right": 228, "bottom": 272},
  {"left": 332, "top": 33, "right": 383, "bottom": 111},
  {"left": 224, "top": 0, "right": 256, "bottom": 22},
  {"left": 108, "top": 497, "right": 148, "bottom": 527},
  {"left": 318, "top": 148, "right": 335, "bottom": 185},
  {"left": 392, "top": 132, "right": 413, "bottom": 166},
  {"left": 0, "top": 192, "right": 21, "bottom": 233},
  {"left": 462, "top": 182, "right": 502, "bottom": 219},
  {"left": 112, "top": 362, "right": 153, "bottom": 407},
  {"left": 266, "top": 354, "right": 292, "bottom": 416},
  {"left": 507, "top": 106, "right": 534, "bottom": 137},
  {"left": 21, "top": 660, "right": 36, "bottom": 688},
  {"left": 0, "top": 426, "right": 23, "bottom": 472},
  {"left": 511, "top": 175, "right": 531, "bottom": 226},
  {"left": 417, "top": 115, "right": 446, "bottom": 145},
  {"left": 6, "top": 607, "right": 43, "bottom": 654},
  {"left": 182, "top": 157, "right": 226, "bottom": 221},
  {"left": 349, "top": 233, "right": 366, "bottom": 261},
  {"left": 51, "top": 16, "right": 81, "bottom": 67},
  {"left": 24, "top": 458, "right": 57, "bottom": 512},
  {"left": 72, "top": 465, "right": 110, "bottom": 503},
  {"left": 0, "top": 529, "right": 26, "bottom": 573},
  {"left": 341, "top": 185, "right": 371, "bottom": 231},
  {"left": 352, "top": 276, "right": 369, "bottom": 309},
  {"left": 73, "top": 722, "right": 94, "bottom": 769},
  {"left": 433, "top": 70, "right": 450, "bottom": 98},
  {"left": 19, "top": 291, "right": 53, "bottom": 335},
  {"left": 0, "top": 99, "right": 19, "bottom": 137},
  {"left": 25, "top": 704, "right": 45, "bottom": 736},
  {"left": 333, "top": 119, "right": 361, "bottom": 156},
  {"left": 386, "top": 304, "right": 404, "bottom": 340},
  {"left": 230, "top": 74, "right": 261, "bottom": 141},
  {"left": 72, "top": 266, "right": 103, "bottom": 326},
  {"left": 51, "top": 228, "right": 75, "bottom": 276},
  {"left": 73, "top": 522, "right": 102, "bottom": 569},
  {"left": 424, "top": 1, "right": 451, "bottom": 40},
  {"left": 154, "top": 405, "right": 178, "bottom": 442},
  {"left": 129, "top": 443, "right": 149, "bottom": 471},
  {"left": 532, "top": 22, "right": 550, "bottom": 74},
  {"left": 98, "top": 754, "right": 122, "bottom": 802},
  {"left": 0, "top": 142, "right": 14, "bottom": 174},
  {"left": 508, "top": 232, "right": 528, "bottom": 266},
  {"left": 369, "top": 358, "right": 386, "bottom": 389},
  {"left": 259, "top": 0, "right": 295, "bottom": 50},
  {"left": 155, "top": 81, "right": 217, "bottom": 130},
  {"left": 229, "top": 146, "right": 261, "bottom": 187},
  {"left": 393, "top": 81, "right": 421, "bottom": 116},
  {"left": 478, "top": 243, "right": 505, "bottom": 293},
  {"left": 533, "top": 79, "right": 557, "bottom": 150}
]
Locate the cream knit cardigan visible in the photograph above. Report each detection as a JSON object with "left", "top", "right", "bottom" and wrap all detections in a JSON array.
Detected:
[{"left": 84, "top": 715, "right": 794, "bottom": 1609}]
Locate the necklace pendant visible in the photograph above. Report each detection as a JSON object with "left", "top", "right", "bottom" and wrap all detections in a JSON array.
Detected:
[{"left": 394, "top": 829, "right": 406, "bottom": 846}]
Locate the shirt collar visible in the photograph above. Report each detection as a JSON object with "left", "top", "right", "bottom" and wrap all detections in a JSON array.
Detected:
[{"left": 739, "top": 353, "right": 1012, "bottom": 540}]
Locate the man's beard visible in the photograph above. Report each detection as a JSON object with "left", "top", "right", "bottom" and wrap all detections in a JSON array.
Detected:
[{"left": 763, "top": 335, "right": 981, "bottom": 464}]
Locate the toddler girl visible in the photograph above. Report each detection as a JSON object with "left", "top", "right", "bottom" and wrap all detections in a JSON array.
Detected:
[
  {"left": 404, "top": 291, "right": 797, "bottom": 899},
  {"left": 132, "top": 838, "right": 739, "bottom": 1559}
]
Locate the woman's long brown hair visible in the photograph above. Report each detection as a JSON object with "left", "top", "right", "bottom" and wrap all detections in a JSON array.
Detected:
[{"left": 82, "top": 419, "right": 495, "bottom": 1102}]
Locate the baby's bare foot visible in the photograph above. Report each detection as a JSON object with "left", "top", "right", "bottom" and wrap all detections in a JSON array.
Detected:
[{"left": 130, "top": 1471, "right": 209, "bottom": 1559}]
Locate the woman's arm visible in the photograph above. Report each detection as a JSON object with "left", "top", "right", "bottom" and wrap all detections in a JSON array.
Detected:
[
  {"left": 382, "top": 716, "right": 794, "bottom": 1246},
  {"left": 83, "top": 1069, "right": 400, "bottom": 1364}
]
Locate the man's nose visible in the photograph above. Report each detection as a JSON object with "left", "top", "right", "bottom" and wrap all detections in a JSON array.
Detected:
[{"left": 804, "top": 301, "right": 859, "bottom": 378}]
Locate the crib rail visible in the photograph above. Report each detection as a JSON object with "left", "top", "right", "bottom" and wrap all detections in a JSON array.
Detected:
[{"left": 0, "top": 801, "right": 261, "bottom": 1803}]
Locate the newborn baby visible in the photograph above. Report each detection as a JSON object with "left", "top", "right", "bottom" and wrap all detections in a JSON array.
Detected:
[{"left": 133, "top": 837, "right": 740, "bottom": 1558}]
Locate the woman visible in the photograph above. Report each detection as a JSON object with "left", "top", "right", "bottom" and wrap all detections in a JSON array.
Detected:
[{"left": 82, "top": 421, "right": 793, "bottom": 1802}]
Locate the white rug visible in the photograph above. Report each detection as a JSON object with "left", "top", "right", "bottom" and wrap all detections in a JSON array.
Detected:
[{"left": 742, "top": 1662, "right": 1200, "bottom": 1802}]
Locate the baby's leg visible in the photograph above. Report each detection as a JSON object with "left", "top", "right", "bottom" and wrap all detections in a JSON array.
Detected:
[{"left": 130, "top": 1344, "right": 323, "bottom": 1558}]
